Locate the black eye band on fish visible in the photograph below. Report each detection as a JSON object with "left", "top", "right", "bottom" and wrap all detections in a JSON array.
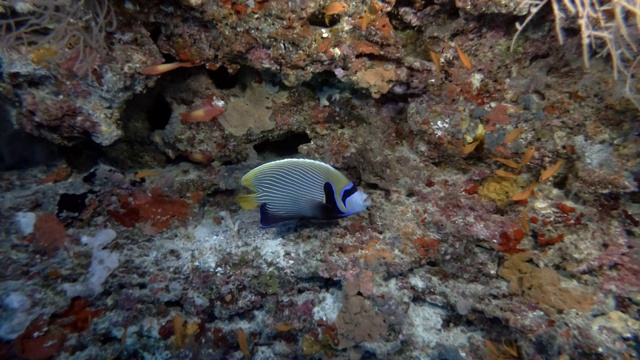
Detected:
[
  {"left": 323, "top": 182, "right": 347, "bottom": 218},
  {"left": 340, "top": 183, "right": 358, "bottom": 207}
]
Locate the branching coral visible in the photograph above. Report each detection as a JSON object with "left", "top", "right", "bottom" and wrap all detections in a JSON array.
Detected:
[
  {"left": 513, "top": 0, "right": 640, "bottom": 107},
  {"left": 0, "top": 0, "right": 116, "bottom": 78}
]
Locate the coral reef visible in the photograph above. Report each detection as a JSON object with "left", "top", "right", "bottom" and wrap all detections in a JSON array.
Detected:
[{"left": 0, "top": 0, "right": 639, "bottom": 359}]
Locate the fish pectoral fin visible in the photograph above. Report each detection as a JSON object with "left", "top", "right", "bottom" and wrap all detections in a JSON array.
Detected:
[
  {"left": 314, "top": 201, "right": 345, "bottom": 219},
  {"left": 237, "top": 194, "right": 258, "bottom": 210}
]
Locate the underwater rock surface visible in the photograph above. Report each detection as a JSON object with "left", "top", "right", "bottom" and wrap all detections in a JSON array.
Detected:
[{"left": 0, "top": 0, "right": 639, "bottom": 359}]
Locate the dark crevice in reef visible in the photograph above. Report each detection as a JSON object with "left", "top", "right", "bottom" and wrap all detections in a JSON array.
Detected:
[
  {"left": 392, "top": 0, "right": 459, "bottom": 24},
  {"left": 0, "top": 102, "right": 61, "bottom": 171},
  {"left": 305, "top": 69, "right": 414, "bottom": 107},
  {"left": 160, "top": 52, "right": 179, "bottom": 64},
  {"left": 305, "top": 70, "right": 345, "bottom": 89},
  {"left": 101, "top": 86, "right": 172, "bottom": 170},
  {"left": 253, "top": 132, "right": 311, "bottom": 158},
  {"left": 207, "top": 66, "right": 240, "bottom": 90},
  {"left": 149, "top": 24, "right": 162, "bottom": 43},
  {"left": 303, "top": 70, "right": 360, "bottom": 107},
  {"left": 296, "top": 277, "right": 342, "bottom": 292},
  {"left": 0, "top": 131, "right": 60, "bottom": 171},
  {"left": 61, "top": 140, "right": 104, "bottom": 172},
  {"left": 307, "top": 9, "right": 342, "bottom": 28},
  {"left": 354, "top": 53, "right": 396, "bottom": 62},
  {"left": 146, "top": 93, "right": 172, "bottom": 131}
]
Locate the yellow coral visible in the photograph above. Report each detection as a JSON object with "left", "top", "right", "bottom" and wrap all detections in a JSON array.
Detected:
[
  {"left": 478, "top": 176, "right": 524, "bottom": 206},
  {"left": 29, "top": 46, "right": 57, "bottom": 67}
]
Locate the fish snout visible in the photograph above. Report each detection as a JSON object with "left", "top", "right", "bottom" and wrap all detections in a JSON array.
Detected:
[{"left": 346, "top": 189, "right": 371, "bottom": 215}]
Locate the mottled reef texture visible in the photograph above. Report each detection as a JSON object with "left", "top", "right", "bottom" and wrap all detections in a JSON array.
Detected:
[{"left": 0, "top": 0, "right": 639, "bottom": 359}]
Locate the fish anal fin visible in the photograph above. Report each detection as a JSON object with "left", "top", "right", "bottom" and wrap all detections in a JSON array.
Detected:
[
  {"left": 259, "top": 203, "right": 299, "bottom": 227},
  {"left": 237, "top": 194, "right": 258, "bottom": 210}
]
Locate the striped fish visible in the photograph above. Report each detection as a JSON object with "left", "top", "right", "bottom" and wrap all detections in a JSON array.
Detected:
[{"left": 237, "top": 159, "right": 370, "bottom": 227}]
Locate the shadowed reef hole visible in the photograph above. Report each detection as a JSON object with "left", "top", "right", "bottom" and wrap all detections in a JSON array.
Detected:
[
  {"left": 207, "top": 66, "right": 240, "bottom": 89},
  {"left": 307, "top": 9, "right": 341, "bottom": 28},
  {"left": 253, "top": 132, "right": 311, "bottom": 157},
  {"left": 147, "top": 93, "right": 171, "bottom": 131}
]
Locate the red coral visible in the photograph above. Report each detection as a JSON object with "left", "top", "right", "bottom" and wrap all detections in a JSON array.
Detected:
[
  {"left": 310, "top": 104, "right": 331, "bottom": 124},
  {"left": 463, "top": 183, "right": 480, "bottom": 195},
  {"left": 232, "top": 3, "right": 249, "bottom": 19},
  {"left": 373, "top": 16, "right": 393, "bottom": 37},
  {"left": 39, "top": 164, "right": 71, "bottom": 184},
  {"left": 413, "top": 236, "right": 440, "bottom": 257},
  {"left": 496, "top": 228, "right": 526, "bottom": 254},
  {"left": 51, "top": 297, "right": 105, "bottom": 333},
  {"left": 483, "top": 104, "right": 511, "bottom": 131},
  {"left": 354, "top": 41, "right": 382, "bottom": 56},
  {"left": 557, "top": 203, "right": 576, "bottom": 214},
  {"left": 317, "top": 320, "right": 339, "bottom": 347},
  {"left": 538, "top": 233, "right": 564, "bottom": 246},
  {"left": 251, "top": 0, "right": 268, "bottom": 13},
  {"left": 31, "top": 213, "right": 69, "bottom": 254},
  {"left": 14, "top": 317, "right": 66, "bottom": 360},
  {"left": 158, "top": 319, "right": 174, "bottom": 340},
  {"left": 107, "top": 208, "right": 139, "bottom": 228},
  {"left": 109, "top": 188, "right": 190, "bottom": 231}
]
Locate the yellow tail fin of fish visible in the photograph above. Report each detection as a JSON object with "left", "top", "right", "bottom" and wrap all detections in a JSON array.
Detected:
[{"left": 236, "top": 194, "right": 258, "bottom": 210}]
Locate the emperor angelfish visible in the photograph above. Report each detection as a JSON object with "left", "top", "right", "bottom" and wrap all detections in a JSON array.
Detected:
[{"left": 237, "top": 159, "right": 370, "bottom": 227}]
